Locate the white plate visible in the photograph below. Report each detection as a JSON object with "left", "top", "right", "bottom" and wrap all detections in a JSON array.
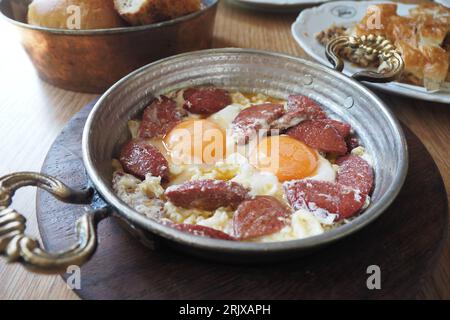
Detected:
[
  {"left": 435, "top": 0, "right": 450, "bottom": 8},
  {"left": 230, "top": 0, "right": 328, "bottom": 11},
  {"left": 292, "top": 0, "right": 450, "bottom": 104}
]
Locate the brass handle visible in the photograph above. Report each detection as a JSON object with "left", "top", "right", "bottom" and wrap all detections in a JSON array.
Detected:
[
  {"left": 325, "top": 34, "right": 404, "bottom": 83},
  {"left": 0, "top": 172, "right": 110, "bottom": 274}
]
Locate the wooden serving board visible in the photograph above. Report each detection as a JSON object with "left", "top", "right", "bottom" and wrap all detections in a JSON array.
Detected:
[{"left": 36, "top": 101, "right": 448, "bottom": 300}]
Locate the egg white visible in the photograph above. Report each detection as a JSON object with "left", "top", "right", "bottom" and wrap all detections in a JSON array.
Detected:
[
  {"left": 308, "top": 154, "right": 337, "bottom": 182},
  {"left": 208, "top": 103, "right": 245, "bottom": 131}
]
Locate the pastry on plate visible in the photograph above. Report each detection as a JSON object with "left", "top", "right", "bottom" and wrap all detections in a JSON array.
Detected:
[{"left": 316, "top": 3, "right": 450, "bottom": 91}]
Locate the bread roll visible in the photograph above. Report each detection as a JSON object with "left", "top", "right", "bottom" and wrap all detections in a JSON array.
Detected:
[
  {"left": 113, "top": 0, "right": 201, "bottom": 26},
  {"left": 28, "top": 0, "right": 126, "bottom": 29}
]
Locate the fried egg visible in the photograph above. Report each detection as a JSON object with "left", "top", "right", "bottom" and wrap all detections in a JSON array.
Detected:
[
  {"left": 250, "top": 135, "right": 318, "bottom": 182},
  {"left": 250, "top": 135, "right": 336, "bottom": 182},
  {"left": 163, "top": 101, "right": 337, "bottom": 189},
  {"left": 164, "top": 119, "right": 226, "bottom": 165}
]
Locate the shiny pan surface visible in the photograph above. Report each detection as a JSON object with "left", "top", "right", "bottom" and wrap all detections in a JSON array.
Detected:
[
  {"left": 82, "top": 48, "right": 408, "bottom": 262},
  {"left": 0, "top": 0, "right": 218, "bottom": 93}
]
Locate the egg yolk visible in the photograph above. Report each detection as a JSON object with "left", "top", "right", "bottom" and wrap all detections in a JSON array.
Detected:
[
  {"left": 164, "top": 119, "right": 226, "bottom": 165},
  {"left": 250, "top": 135, "right": 318, "bottom": 181}
]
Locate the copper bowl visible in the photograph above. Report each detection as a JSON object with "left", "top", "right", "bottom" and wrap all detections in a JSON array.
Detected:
[{"left": 0, "top": 0, "right": 218, "bottom": 93}]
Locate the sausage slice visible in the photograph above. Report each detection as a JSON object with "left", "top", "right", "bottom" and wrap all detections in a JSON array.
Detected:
[
  {"left": 233, "top": 196, "right": 291, "bottom": 240},
  {"left": 287, "top": 120, "right": 348, "bottom": 155},
  {"left": 173, "top": 224, "right": 235, "bottom": 241},
  {"left": 283, "top": 180, "right": 367, "bottom": 220},
  {"left": 138, "top": 96, "right": 186, "bottom": 139},
  {"left": 336, "top": 155, "right": 374, "bottom": 195},
  {"left": 165, "top": 179, "right": 249, "bottom": 211},
  {"left": 183, "top": 87, "right": 232, "bottom": 115},
  {"left": 119, "top": 140, "right": 169, "bottom": 180}
]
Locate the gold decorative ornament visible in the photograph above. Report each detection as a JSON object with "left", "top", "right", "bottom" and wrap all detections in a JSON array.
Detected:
[
  {"left": 325, "top": 34, "right": 404, "bottom": 83},
  {"left": 0, "top": 172, "right": 109, "bottom": 274}
]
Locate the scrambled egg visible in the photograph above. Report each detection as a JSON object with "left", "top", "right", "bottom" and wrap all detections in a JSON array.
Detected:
[{"left": 112, "top": 171, "right": 165, "bottom": 221}]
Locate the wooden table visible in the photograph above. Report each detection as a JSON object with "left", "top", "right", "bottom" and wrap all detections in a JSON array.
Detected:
[{"left": 0, "top": 0, "right": 448, "bottom": 300}]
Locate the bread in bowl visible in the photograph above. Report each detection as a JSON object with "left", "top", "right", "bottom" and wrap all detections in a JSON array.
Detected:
[
  {"left": 113, "top": 0, "right": 201, "bottom": 26},
  {"left": 27, "top": 0, "right": 126, "bottom": 29}
]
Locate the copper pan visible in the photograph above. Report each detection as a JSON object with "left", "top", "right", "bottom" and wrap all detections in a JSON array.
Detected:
[
  {"left": 0, "top": 0, "right": 219, "bottom": 93},
  {"left": 0, "top": 47, "right": 407, "bottom": 273}
]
